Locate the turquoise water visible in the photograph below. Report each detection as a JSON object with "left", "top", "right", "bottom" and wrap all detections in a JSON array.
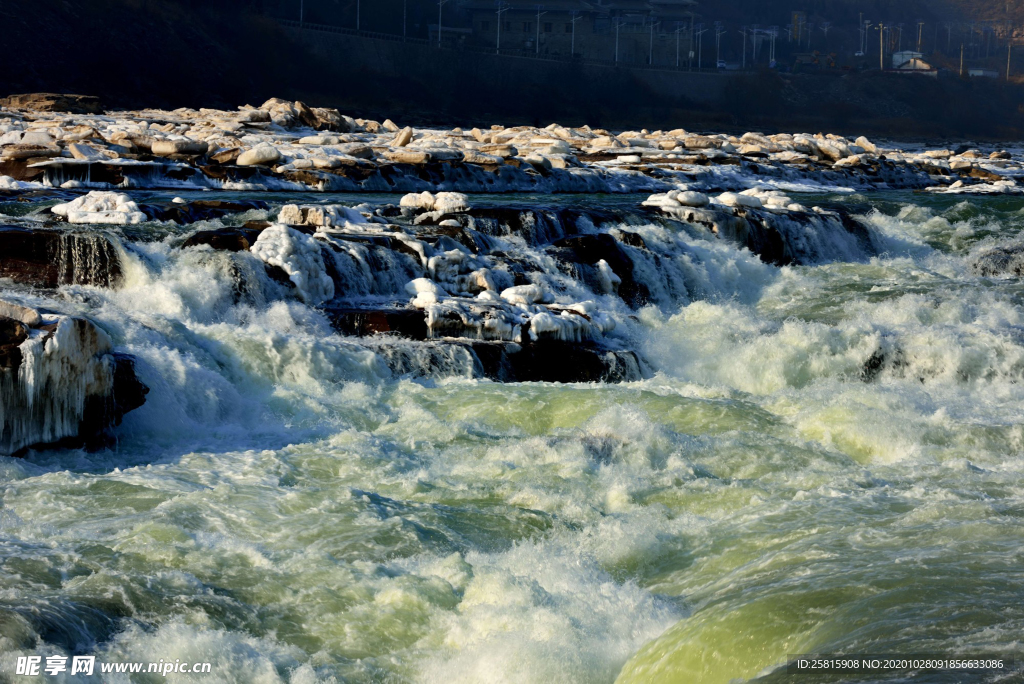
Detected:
[{"left": 2, "top": 192, "right": 1024, "bottom": 683}]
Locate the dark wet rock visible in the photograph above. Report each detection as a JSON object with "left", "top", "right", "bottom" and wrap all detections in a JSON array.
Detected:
[
  {"left": 712, "top": 206, "right": 877, "bottom": 267},
  {"left": 369, "top": 338, "right": 642, "bottom": 384},
  {"left": 322, "top": 305, "right": 642, "bottom": 384},
  {"left": 967, "top": 167, "right": 1003, "bottom": 182},
  {"left": 972, "top": 243, "right": 1024, "bottom": 277},
  {"left": 208, "top": 147, "right": 242, "bottom": 165},
  {"left": 182, "top": 225, "right": 267, "bottom": 252},
  {"left": 0, "top": 226, "right": 123, "bottom": 289},
  {"left": 324, "top": 307, "right": 429, "bottom": 339},
  {"left": 475, "top": 341, "right": 643, "bottom": 383},
  {"left": 0, "top": 317, "right": 29, "bottom": 370},
  {"left": 0, "top": 160, "right": 46, "bottom": 183},
  {"left": 612, "top": 229, "right": 648, "bottom": 250},
  {"left": 86, "top": 353, "right": 148, "bottom": 434},
  {"left": 862, "top": 344, "right": 908, "bottom": 382},
  {"left": 140, "top": 199, "right": 269, "bottom": 225},
  {"left": 549, "top": 233, "right": 651, "bottom": 308}
]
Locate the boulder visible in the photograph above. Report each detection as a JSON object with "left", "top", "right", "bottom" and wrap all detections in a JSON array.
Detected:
[
  {"left": 0, "top": 300, "right": 42, "bottom": 327},
  {"left": 384, "top": 149, "right": 432, "bottom": 164},
  {"left": 1, "top": 143, "right": 61, "bottom": 160},
  {"left": 237, "top": 144, "right": 282, "bottom": 166},
  {"left": 0, "top": 316, "right": 29, "bottom": 370},
  {"left": 479, "top": 144, "right": 518, "bottom": 158},
  {"left": 336, "top": 143, "right": 374, "bottom": 159},
  {"left": 717, "top": 192, "right": 763, "bottom": 209},
  {"left": 151, "top": 139, "right": 209, "bottom": 157},
  {"left": 299, "top": 135, "right": 341, "bottom": 145},
  {"left": 312, "top": 107, "right": 348, "bottom": 132},
  {"left": 209, "top": 147, "right": 242, "bottom": 164},
  {"left": 67, "top": 143, "right": 107, "bottom": 161},
  {"left": 393, "top": 127, "right": 414, "bottom": 148},
  {"left": 20, "top": 131, "right": 55, "bottom": 146}
]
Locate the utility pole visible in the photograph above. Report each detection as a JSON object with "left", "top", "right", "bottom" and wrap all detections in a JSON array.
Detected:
[
  {"left": 819, "top": 21, "right": 832, "bottom": 49},
  {"left": 403, "top": 0, "right": 407, "bottom": 41},
  {"left": 496, "top": 2, "right": 509, "bottom": 55},
  {"left": 356, "top": 0, "right": 360, "bottom": 30},
  {"left": 741, "top": 26, "right": 748, "bottom": 69},
  {"left": 535, "top": 6, "right": 547, "bottom": 55},
  {"left": 689, "top": 11, "right": 695, "bottom": 71},
  {"left": 918, "top": 22, "right": 924, "bottom": 52},
  {"left": 960, "top": 42, "right": 965, "bottom": 76},
  {"left": 715, "top": 21, "right": 724, "bottom": 65},
  {"left": 675, "top": 24, "right": 685, "bottom": 67},
  {"left": 299, "top": 0, "right": 303, "bottom": 25},
  {"left": 570, "top": 11, "right": 582, "bottom": 57},
  {"left": 615, "top": 18, "right": 623, "bottom": 63},
  {"left": 696, "top": 25, "right": 707, "bottom": 69},
  {"left": 649, "top": 20, "right": 658, "bottom": 66},
  {"left": 1009, "top": 41, "right": 1013, "bottom": 81},
  {"left": 879, "top": 23, "right": 885, "bottom": 70},
  {"left": 438, "top": 0, "right": 449, "bottom": 47}
]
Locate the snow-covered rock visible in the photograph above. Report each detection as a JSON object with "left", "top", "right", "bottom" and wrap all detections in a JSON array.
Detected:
[
  {"left": 251, "top": 225, "right": 335, "bottom": 305},
  {"left": 237, "top": 144, "right": 282, "bottom": 166},
  {"left": 51, "top": 191, "right": 147, "bottom": 225},
  {"left": 716, "top": 192, "right": 763, "bottom": 209}
]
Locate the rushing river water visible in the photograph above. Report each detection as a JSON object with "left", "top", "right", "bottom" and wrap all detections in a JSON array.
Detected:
[{"left": 3, "top": 189, "right": 1024, "bottom": 683}]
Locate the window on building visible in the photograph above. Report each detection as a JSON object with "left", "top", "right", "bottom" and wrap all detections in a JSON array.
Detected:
[
  {"left": 593, "top": 18, "right": 610, "bottom": 34},
  {"left": 481, "top": 21, "right": 490, "bottom": 32},
  {"left": 565, "top": 23, "right": 573, "bottom": 33},
  {"left": 503, "top": 21, "right": 511, "bottom": 31},
  {"left": 523, "top": 22, "right": 532, "bottom": 33},
  {"left": 544, "top": 22, "right": 552, "bottom": 33}
]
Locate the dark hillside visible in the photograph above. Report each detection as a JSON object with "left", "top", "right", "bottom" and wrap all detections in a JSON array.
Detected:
[{"left": 4, "top": 0, "right": 1024, "bottom": 140}]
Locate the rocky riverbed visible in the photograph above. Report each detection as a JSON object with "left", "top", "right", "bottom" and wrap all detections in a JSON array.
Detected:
[
  {"left": 2, "top": 96, "right": 1021, "bottom": 197},
  {"left": 2, "top": 95, "right": 1022, "bottom": 454},
  {"left": 6, "top": 96, "right": 1024, "bottom": 684}
]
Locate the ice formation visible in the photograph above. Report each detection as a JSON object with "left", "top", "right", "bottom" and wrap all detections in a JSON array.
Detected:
[
  {"left": 251, "top": 225, "right": 336, "bottom": 305},
  {"left": 0, "top": 314, "right": 137, "bottom": 454},
  {"left": 50, "top": 191, "right": 147, "bottom": 225}
]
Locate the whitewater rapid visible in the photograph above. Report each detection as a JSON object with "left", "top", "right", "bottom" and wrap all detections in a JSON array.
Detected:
[{"left": 3, "top": 190, "right": 1024, "bottom": 683}]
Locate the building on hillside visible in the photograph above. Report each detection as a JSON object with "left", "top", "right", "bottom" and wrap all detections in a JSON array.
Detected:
[
  {"left": 458, "top": 0, "right": 699, "bottom": 65},
  {"left": 892, "top": 50, "right": 931, "bottom": 71},
  {"left": 968, "top": 68, "right": 1000, "bottom": 78}
]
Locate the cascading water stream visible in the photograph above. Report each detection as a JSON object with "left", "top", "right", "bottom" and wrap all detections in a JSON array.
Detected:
[{"left": 2, "top": 188, "right": 1024, "bottom": 684}]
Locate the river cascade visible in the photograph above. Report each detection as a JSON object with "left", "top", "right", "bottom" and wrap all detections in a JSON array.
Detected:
[{"left": 2, "top": 99, "right": 1024, "bottom": 684}]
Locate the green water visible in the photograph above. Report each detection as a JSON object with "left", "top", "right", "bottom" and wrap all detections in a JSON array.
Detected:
[{"left": 3, "top": 192, "right": 1024, "bottom": 683}]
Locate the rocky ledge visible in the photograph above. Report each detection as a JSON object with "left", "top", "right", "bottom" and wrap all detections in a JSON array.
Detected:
[
  {"left": 2, "top": 95, "right": 1021, "bottom": 196},
  {"left": 0, "top": 299, "right": 147, "bottom": 456},
  {"left": 0, "top": 183, "right": 888, "bottom": 387}
]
